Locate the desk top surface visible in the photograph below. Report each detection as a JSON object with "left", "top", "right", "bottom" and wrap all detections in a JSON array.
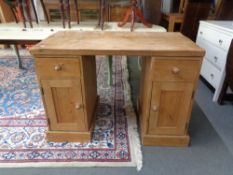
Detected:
[{"left": 30, "top": 31, "right": 205, "bottom": 57}]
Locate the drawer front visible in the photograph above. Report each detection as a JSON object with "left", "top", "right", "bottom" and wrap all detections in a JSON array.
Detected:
[
  {"left": 197, "top": 25, "right": 232, "bottom": 51},
  {"left": 35, "top": 58, "right": 81, "bottom": 78},
  {"left": 200, "top": 59, "right": 221, "bottom": 89},
  {"left": 151, "top": 59, "right": 200, "bottom": 82},
  {"left": 196, "top": 38, "right": 227, "bottom": 71}
]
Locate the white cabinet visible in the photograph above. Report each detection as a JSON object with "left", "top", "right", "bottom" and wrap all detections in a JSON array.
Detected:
[{"left": 196, "top": 21, "right": 233, "bottom": 102}]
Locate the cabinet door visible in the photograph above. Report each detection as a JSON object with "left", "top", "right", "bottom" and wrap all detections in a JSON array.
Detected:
[
  {"left": 41, "top": 79, "right": 86, "bottom": 131},
  {"left": 148, "top": 82, "right": 193, "bottom": 135}
]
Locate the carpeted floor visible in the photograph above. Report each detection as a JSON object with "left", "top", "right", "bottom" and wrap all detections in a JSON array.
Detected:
[{"left": 0, "top": 51, "right": 233, "bottom": 175}]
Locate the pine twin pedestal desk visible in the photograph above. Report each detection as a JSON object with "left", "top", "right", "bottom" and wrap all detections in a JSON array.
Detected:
[{"left": 30, "top": 32, "right": 204, "bottom": 147}]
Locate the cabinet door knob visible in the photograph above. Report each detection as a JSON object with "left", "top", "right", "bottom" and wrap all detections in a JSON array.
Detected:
[
  {"left": 214, "top": 56, "right": 218, "bottom": 62},
  {"left": 210, "top": 73, "right": 214, "bottom": 79},
  {"left": 200, "top": 31, "right": 203, "bottom": 35},
  {"left": 75, "top": 103, "right": 83, "bottom": 110},
  {"left": 54, "top": 64, "right": 62, "bottom": 71},
  {"left": 219, "top": 39, "right": 223, "bottom": 45},
  {"left": 152, "top": 105, "right": 158, "bottom": 112},
  {"left": 172, "top": 67, "right": 180, "bottom": 74}
]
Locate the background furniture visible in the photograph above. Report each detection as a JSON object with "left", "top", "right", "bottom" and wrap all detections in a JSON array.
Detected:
[
  {"left": 118, "top": 0, "right": 152, "bottom": 32},
  {"left": 43, "top": 0, "right": 101, "bottom": 22},
  {"left": 196, "top": 21, "right": 233, "bottom": 102},
  {"left": 0, "top": 0, "right": 15, "bottom": 23},
  {"left": 58, "top": 0, "right": 79, "bottom": 28},
  {"left": 4, "top": 0, "right": 38, "bottom": 28},
  {"left": 0, "top": 0, "right": 15, "bottom": 48},
  {"left": 180, "top": 0, "right": 212, "bottom": 42},
  {"left": 108, "top": 1, "right": 130, "bottom": 21},
  {"left": 30, "top": 31, "right": 204, "bottom": 145},
  {"left": 142, "top": 0, "right": 163, "bottom": 25},
  {"left": 162, "top": 0, "right": 187, "bottom": 32},
  {"left": 215, "top": 0, "right": 233, "bottom": 20},
  {"left": 218, "top": 39, "right": 233, "bottom": 104}
]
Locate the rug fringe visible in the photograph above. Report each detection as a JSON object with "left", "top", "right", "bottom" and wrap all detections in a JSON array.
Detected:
[{"left": 121, "top": 56, "right": 143, "bottom": 171}]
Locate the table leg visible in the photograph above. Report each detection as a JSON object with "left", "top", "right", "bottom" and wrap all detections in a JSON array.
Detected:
[
  {"left": 12, "top": 44, "right": 23, "bottom": 69},
  {"left": 107, "top": 56, "right": 112, "bottom": 86}
]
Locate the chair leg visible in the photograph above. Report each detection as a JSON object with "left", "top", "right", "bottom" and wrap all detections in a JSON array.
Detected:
[
  {"left": 74, "top": 0, "right": 79, "bottom": 24},
  {"left": 12, "top": 44, "right": 23, "bottom": 69},
  {"left": 10, "top": 6, "right": 19, "bottom": 23},
  {"left": 130, "top": 10, "right": 135, "bottom": 32},
  {"left": 18, "top": 0, "right": 27, "bottom": 28},
  {"left": 98, "top": 0, "right": 101, "bottom": 26},
  {"left": 31, "top": 0, "right": 39, "bottom": 24},
  {"left": 107, "top": 56, "right": 113, "bottom": 86},
  {"left": 100, "top": 0, "right": 105, "bottom": 30},
  {"left": 40, "top": 0, "right": 50, "bottom": 23},
  {"left": 25, "top": 0, "right": 33, "bottom": 28},
  {"left": 218, "top": 78, "right": 228, "bottom": 105},
  {"left": 59, "top": 0, "right": 66, "bottom": 28},
  {"left": 66, "top": 0, "right": 71, "bottom": 28}
]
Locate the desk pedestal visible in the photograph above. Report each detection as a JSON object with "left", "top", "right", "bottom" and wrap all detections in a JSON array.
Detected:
[
  {"left": 139, "top": 57, "right": 201, "bottom": 147},
  {"left": 35, "top": 56, "right": 98, "bottom": 143}
]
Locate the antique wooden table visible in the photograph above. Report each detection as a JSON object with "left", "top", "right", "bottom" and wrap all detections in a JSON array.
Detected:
[{"left": 30, "top": 31, "right": 204, "bottom": 147}]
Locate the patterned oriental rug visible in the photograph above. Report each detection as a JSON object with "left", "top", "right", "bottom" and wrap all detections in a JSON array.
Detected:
[{"left": 0, "top": 51, "right": 142, "bottom": 170}]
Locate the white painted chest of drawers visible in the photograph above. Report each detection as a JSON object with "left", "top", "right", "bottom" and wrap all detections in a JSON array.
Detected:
[{"left": 196, "top": 21, "right": 233, "bottom": 102}]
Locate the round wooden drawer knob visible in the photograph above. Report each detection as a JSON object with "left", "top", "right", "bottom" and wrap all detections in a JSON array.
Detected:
[
  {"left": 172, "top": 67, "right": 180, "bottom": 74},
  {"left": 54, "top": 65, "right": 62, "bottom": 71},
  {"left": 75, "top": 103, "right": 83, "bottom": 110},
  {"left": 152, "top": 105, "right": 158, "bottom": 112}
]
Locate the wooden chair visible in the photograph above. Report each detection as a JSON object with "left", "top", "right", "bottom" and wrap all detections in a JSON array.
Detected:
[
  {"left": 218, "top": 40, "right": 233, "bottom": 104},
  {"left": 59, "top": 0, "right": 79, "bottom": 28},
  {"left": 180, "top": 0, "right": 212, "bottom": 42},
  {"left": 162, "top": 0, "right": 187, "bottom": 32},
  {"left": 4, "top": 0, "right": 38, "bottom": 28},
  {"left": 215, "top": 0, "right": 233, "bottom": 20}
]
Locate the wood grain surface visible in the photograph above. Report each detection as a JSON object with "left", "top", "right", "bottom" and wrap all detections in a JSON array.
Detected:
[{"left": 30, "top": 31, "right": 205, "bottom": 57}]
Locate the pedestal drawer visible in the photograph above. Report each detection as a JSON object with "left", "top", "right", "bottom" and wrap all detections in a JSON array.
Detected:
[
  {"left": 196, "top": 38, "right": 227, "bottom": 71},
  {"left": 151, "top": 58, "right": 200, "bottom": 82},
  {"left": 35, "top": 58, "right": 81, "bottom": 78},
  {"left": 200, "top": 59, "right": 221, "bottom": 89},
  {"left": 197, "top": 25, "right": 232, "bottom": 51}
]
